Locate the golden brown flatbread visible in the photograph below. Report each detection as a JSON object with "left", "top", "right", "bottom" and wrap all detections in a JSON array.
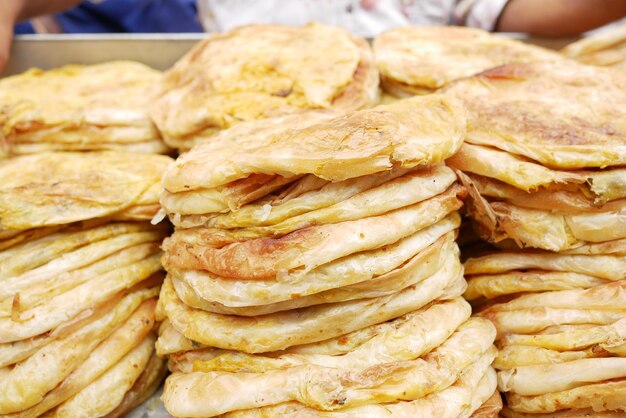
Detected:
[
  {"left": 444, "top": 61, "right": 626, "bottom": 170},
  {"left": 0, "top": 62, "right": 167, "bottom": 156},
  {"left": 562, "top": 24, "right": 626, "bottom": 70},
  {"left": 0, "top": 152, "right": 173, "bottom": 233},
  {"left": 160, "top": 95, "right": 465, "bottom": 196},
  {"left": 151, "top": 23, "right": 379, "bottom": 149},
  {"left": 374, "top": 26, "right": 562, "bottom": 96}
]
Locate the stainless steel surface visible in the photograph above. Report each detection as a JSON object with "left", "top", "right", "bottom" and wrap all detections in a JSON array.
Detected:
[
  {"left": 4, "top": 33, "right": 575, "bottom": 76},
  {"left": 4, "top": 34, "right": 206, "bottom": 75}
]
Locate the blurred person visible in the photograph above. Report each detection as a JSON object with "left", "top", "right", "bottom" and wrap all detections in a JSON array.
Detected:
[{"left": 1, "top": 0, "right": 626, "bottom": 71}]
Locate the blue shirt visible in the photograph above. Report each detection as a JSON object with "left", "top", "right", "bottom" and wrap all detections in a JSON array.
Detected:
[{"left": 15, "top": 0, "right": 203, "bottom": 34}]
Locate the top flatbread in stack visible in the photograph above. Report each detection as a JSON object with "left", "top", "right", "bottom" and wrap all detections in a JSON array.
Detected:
[
  {"left": 373, "top": 26, "right": 562, "bottom": 97},
  {"left": 0, "top": 62, "right": 169, "bottom": 157},
  {"left": 562, "top": 24, "right": 626, "bottom": 70},
  {"left": 155, "top": 95, "right": 500, "bottom": 417},
  {"left": 445, "top": 60, "right": 626, "bottom": 252},
  {"left": 150, "top": 23, "right": 379, "bottom": 150},
  {"left": 0, "top": 151, "right": 172, "bottom": 237}
]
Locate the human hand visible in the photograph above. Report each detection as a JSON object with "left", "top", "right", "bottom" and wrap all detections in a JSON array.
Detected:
[{"left": 0, "top": 1, "right": 22, "bottom": 73}]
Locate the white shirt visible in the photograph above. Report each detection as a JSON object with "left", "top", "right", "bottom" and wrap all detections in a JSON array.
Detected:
[{"left": 197, "top": 0, "right": 510, "bottom": 37}]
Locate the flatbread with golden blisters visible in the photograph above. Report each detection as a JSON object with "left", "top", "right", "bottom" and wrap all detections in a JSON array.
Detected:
[
  {"left": 0, "top": 152, "right": 173, "bottom": 232},
  {"left": 162, "top": 184, "right": 463, "bottom": 279},
  {"left": 158, "top": 263, "right": 465, "bottom": 353},
  {"left": 374, "top": 26, "right": 561, "bottom": 95},
  {"left": 0, "top": 62, "right": 167, "bottom": 157},
  {"left": 161, "top": 95, "right": 465, "bottom": 195},
  {"left": 151, "top": 23, "right": 379, "bottom": 149},
  {"left": 162, "top": 319, "right": 495, "bottom": 416},
  {"left": 171, "top": 217, "right": 459, "bottom": 312},
  {"left": 220, "top": 350, "right": 497, "bottom": 418},
  {"left": 444, "top": 61, "right": 626, "bottom": 170}
]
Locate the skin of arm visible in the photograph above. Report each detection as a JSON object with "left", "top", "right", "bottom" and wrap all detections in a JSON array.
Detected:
[
  {"left": 0, "top": 0, "right": 81, "bottom": 71},
  {"left": 498, "top": 0, "right": 626, "bottom": 36}
]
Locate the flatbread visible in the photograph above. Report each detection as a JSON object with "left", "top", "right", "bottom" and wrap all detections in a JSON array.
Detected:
[
  {"left": 0, "top": 152, "right": 173, "bottom": 232},
  {"left": 151, "top": 23, "right": 379, "bottom": 149},
  {"left": 462, "top": 172, "right": 626, "bottom": 213},
  {"left": 374, "top": 26, "right": 561, "bottom": 95},
  {"left": 14, "top": 299, "right": 157, "bottom": 418},
  {"left": 169, "top": 298, "right": 471, "bottom": 373},
  {"left": 166, "top": 164, "right": 456, "bottom": 230},
  {"left": 221, "top": 352, "right": 497, "bottom": 417},
  {"left": 44, "top": 334, "right": 156, "bottom": 418},
  {"left": 562, "top": 24, "right": 626, "bottom": 69},
  {"left": 465, "top": 251, "right": 626, "bottom": 281},
  {"left": 502, "top": 407, "right": 626, "bottom": 417},
  {"left": 162, "top": 184, "right": 464, "bottom": 278},
  {"left": 161, "top": 94, "right": 465, "bottom": 194},
  {"left": 0, "top": 257, "right": 162, "bottom": 343},
  {"left": 0, "top": 62, "right": 167, "bottom": 156},
  {"left": 504, "top": 379, "right": 626, "bottom": 414},
  {"left": 102, "top": 353, "right": 167, "bottom": 418},
  {"left": 465, "top": 271, "right": 609, "bottom": 301},
  {"left": 0, "top": 222, "right": 157, "bottom": 278},
  {"left": 1, "top": 241, "right": 161, "bottom": 317},
  {"left": 499, "top": 317, "right": 626, "bottom": 352},
  {"left": 0, "top": 289, "right": 157, "bottom": 414},
  {"left": 444, "top": 61, "right": 626, "bottom": 169},
  {"left": 158, "top": 264, "right": 465, "bottom": 353},
  {"left": 171, "top": 217, "right": 459, "bottom": 311},
  {"left": 162, "top": 319, "right": 495, "bottom": 416},
  {"left": 460, "top": 172, "right": 626, "bottom": 251}
]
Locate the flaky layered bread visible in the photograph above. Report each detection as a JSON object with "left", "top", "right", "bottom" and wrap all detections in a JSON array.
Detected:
[
  {"left": 562, "top": 24, "right": 626, "bottom": 70},
  {"left": 465, "top": 250, "right": 626, "bottom": 301},
  {"left": 0, "top": 62, "right": 168, "bottom": 156},
  {"left": 162, "top": 315, "right": 496, "bottom": 416},
  {"left": 373, "top": 26, "right": 562, "bottom": 96},
  {"left": 0, "top": 220, "right": 168, "bottom": 416},
  {"left": 158, "top": 262, "right": 466, "bottom": 353},
  {"left": 151, "top": 23, "right": 379, "bottom": 150},
  {"left": 465, "top": 246, "right": 626, "bottom": 416},
  {"left": 0, "top": 152, "right": 173, "bottom": 234},
  {"left": 160, "top": 95, "right": 465, "bottom": 201},
  {"left": 444, "top": 61, "right": 626, "bottom": 170}
]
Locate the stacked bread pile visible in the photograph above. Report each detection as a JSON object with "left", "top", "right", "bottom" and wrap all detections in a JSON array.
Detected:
[
  {"left": 562, "top": 24, "right": 626, "bottom": 70},
  {"left": 150, "top": 23, "right": 379, "bottom": 151},
  {"left": 0, "top": 151, "right": 172, "bottom": 417},
  {"left": 0, "top": 61, "right": 168, "bottom": 157},
  {"left": 154, "top": 94, "right": 500, "bottom": 417},
  {"left": 373, "top": 26, "right": 562, "bottom": 97},
  {"left": 443, "top": 60, "right": 626, "bottom": 416}
]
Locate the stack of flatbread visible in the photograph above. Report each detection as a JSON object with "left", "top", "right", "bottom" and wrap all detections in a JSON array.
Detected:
[
  {"left": 0, "top": 61, "right": 169, "bottom": 157},
  {"left": 150, "top": 23, "right": 379, "bottom": 151},
  {"left": 0, "top": 151, "right": 173, "bottom": 417},
  {"left": 445, "top": 60, "right": 626, "bottom": 253},
  {"left": 373, "top": 26, "right": 562, "bottom": 97},
  {"left": 445, "top": 60, "right": 626, "bottom": 416},
  {"left": 562, "top": 24, "right": 626, "bottom": 70},
  {"left": 155, "top": 95, "right": 499, "bottom": 417}
]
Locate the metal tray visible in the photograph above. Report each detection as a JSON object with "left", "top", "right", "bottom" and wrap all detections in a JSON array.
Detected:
[
  {"left": 2, "top": 32, "right": 575, "bottom": 417},
  {"left": 5, "top": 32, "right": 573, "bottom": 76}
]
